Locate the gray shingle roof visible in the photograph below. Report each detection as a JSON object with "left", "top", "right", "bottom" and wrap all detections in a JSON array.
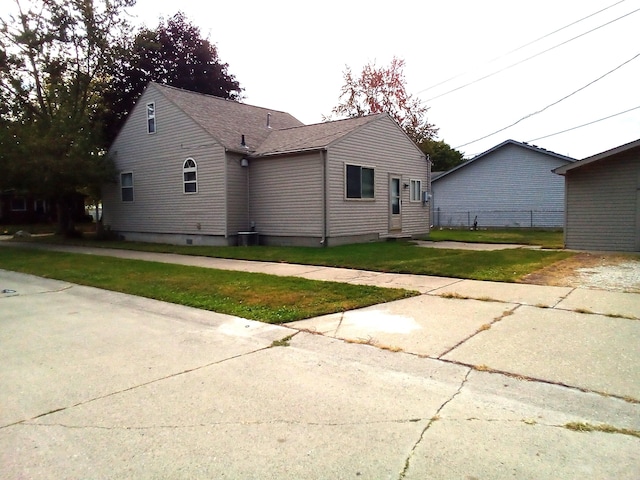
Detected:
[
  {"left": 153, "top": 83, "right": 387, "bottom": 157},
  {"left": 153, "top": 83, "right": 305, "bottom": 153},
  {"left": 252, "top": 114, "right": 385, "bottom": 156}
]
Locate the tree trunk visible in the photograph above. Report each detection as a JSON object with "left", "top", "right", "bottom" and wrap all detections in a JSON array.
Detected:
[{"left": 55, "top": 196, "right": 78, "bottom": 237}]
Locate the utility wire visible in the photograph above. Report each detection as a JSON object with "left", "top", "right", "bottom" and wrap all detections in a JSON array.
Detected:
[
  {"left": 423, "top": 7, "right": 640, "bottom": 103},
  {"left": 453, "top": 51, "right": 640, "bottom": 149},
  {"left": 527, "top": 105, "right": 640, "bottom": 142},
  {"left": 417, "top": 0, "right": 627, "bottom": 95}
]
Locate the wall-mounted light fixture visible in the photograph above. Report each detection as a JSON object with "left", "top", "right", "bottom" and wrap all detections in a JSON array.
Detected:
[
  {"left": 403, "top": 182, "right": 409, "bottom": 189},
  {"left": 241, "top": 158, "right": 249, "bottom": 168}
]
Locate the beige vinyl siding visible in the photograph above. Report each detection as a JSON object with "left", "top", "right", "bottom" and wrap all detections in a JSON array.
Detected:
[
  {"left": 226, "top": 152, "right": 250, "bottom": 233},
  {"left": 327, "top": 116, "right": 428, "bottom": 237},
  {"left": 249, "top": 152, "right": 324, "bottom": 237},
  {"left": 565, "top": 153, "right": 640, "bottom": 251},
  {"left": 103, "top": 84, "right": 227, "bottom": 235}
]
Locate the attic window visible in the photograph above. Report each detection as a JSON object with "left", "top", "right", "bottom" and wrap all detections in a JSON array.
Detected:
[
  {"left": 183, "top": 158, "right": 197, "bottom": 194},
  {"left": 147, "top": 102, "right": 156, "bottom": 134}
]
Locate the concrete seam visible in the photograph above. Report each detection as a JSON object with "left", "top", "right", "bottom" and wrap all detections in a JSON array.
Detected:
[
  {"left": 551, "top": 286, "right": 576, "bottom": 308},
  {"left": 436, "top": 304, "right": 521, "bottom": 358},
  {"left": 425, "top": 278, "right": 465, "bottom": 294},
  {"left": 436, "top": 357, "right": 640, "bottom": 405},
  {"left": 1, "top": 346, "right": 273, "bottom": 429},
  {"left": 398, "top": 368, "right": 472, "bottom": 479},
  {"left": 333, "top": 311, "right": 346, "bottom": 337},
  {"left": 21, "top": 417, "right": 428, "bottom": 431}
]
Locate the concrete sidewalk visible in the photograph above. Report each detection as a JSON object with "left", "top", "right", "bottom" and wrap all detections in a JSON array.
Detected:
[{"left": 1, "top": 244, "right": 639, "bottom": 478}]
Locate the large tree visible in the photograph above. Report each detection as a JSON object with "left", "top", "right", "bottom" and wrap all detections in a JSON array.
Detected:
[
  {"left": 0, "top": 0, "right": 134, "bottom": 234},
  {"left": 418, "top": 139, "right": 466, "bottom": 172},
  {"left": 330, "top": 56, "right": 438, "bottom": 144},
  {"left": 103, "top": 12, "right": 243, "bottom": 145}
]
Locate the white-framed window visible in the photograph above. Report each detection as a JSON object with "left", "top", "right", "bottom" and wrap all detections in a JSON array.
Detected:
[
  {"left": 146, "top": 102, "right": 156, "bottom": 134},
  {"left": 345, "top": 164, "right": 375, "bottom": 199},
  {"left": 410, "top": 179, "right": 422, "bottom": 202},
  {"left": 121, "top": 172, "right": 134, "bottom": 202},
  {"left": 10, "top": 197, "right": 26, "bottom": 211},
  {"left": 183, "top": 158, "right": 197, "bottom": 194}
]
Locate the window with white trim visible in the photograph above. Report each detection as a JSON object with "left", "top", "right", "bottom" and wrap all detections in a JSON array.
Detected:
[
  {"left": 121, "top": 172, "right": 134, "bottom": 202},
  {"left": 146, "top": 102, "right": 156, "bottom": 134},
  {"left": 346, "top": 164, "right": 375, "bottom": 199},
  {"left": 410, "top": 179, "right": 422, "bottom": 202},
  {"left": 183, "top": 158, "right": 197, "bottom": 194}
]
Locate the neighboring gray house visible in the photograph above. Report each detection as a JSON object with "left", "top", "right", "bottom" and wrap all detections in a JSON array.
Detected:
[
  {"left": 554, "top": 138, "right": 640, "bottom": 252},
  {"left": 431, "top": 139, "right": 575, "bottom": 228},
  {"left": 102, "top": 83, "right": 430, "bottom": 247}
]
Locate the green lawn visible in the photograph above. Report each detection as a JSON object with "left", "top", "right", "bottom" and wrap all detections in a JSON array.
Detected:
[
  {"left": 5, "top": 235, "right": 572, "bottom": 282},
  {"left": 1, "top": 229, "right": 574, "bottom": 322},
  {"left": 0, "top": 247, "right": 415, "bottom": 323}
]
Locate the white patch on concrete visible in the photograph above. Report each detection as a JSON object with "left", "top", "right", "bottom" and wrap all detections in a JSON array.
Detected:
[{"left": 343, "top": 310, "right": 422, "bottom": 334}]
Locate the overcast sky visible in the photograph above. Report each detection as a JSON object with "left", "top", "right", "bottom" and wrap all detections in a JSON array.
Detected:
[{"left": 129, "top": 0, "right": 639, "bottom": 160}]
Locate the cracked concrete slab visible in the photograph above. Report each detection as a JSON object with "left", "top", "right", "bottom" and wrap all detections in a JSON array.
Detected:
[
  {"left": 404, "top": 418, "right": 639, "bottom": 479},
  {"left": 442, "top": 305, "right": 640, "bottom": 399},
  {"left": 288, "top": 295, "right": 516, "bottom": 357},
  {"left": 0, "top": 272, "right": 290, "bottom": 427},
  {"left": 2, "top": 252, "right": 639, "bottom": 477},
  {"left": 1, "top": 332, "right": 469, "bottom": 479},
  {"left": 429, "top": 278, "right": 573, "bottom": 307},
  {"left": 0, "top": 269, "right": 74, "bottom": 296},
  {"left": 555, "top": 288, "right": 640, "bottom": 319},
  {"left": 402, "top": 369, "right": 640, "bottom": 479}
]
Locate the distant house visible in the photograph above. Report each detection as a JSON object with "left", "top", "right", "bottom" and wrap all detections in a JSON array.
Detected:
[
  {"left": 554, "top": 138, "right": 640, "bottom": 252},
  {"left": 431, "top": 139, "right": 575, "bottom": 228},
  {"left": 0, "top": 191, "right": 85, "bottom": 225},
  {"left": 102, "top": 83, "right": 431, "bottom": 247}
]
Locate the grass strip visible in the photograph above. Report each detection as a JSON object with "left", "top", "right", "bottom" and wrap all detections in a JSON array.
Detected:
[
  {"left": 13, "top": 237, "right": 573, "bottom": 282},
  {"left": 0, "top": 248, "right": 416, "bottom": 323},
  {"left": 564, "top": 422, "right": 640, "bottom": 439}
]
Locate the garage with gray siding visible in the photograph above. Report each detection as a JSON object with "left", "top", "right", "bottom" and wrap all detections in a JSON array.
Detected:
[{"left": 554, "top": 138, "right": 640, "bottom": 252}]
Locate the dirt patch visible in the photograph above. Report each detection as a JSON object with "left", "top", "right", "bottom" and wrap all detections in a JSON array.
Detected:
[{"left": 521, "top": 252, "right": 640, "bottom": 293}]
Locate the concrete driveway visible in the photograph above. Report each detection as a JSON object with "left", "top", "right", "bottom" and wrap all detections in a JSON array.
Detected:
[{"left": 1, "top": 247, "right": 639, "bottom": 478}]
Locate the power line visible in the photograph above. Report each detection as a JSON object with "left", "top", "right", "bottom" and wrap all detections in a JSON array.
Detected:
[
  {"left": 527, "top": 105, "right": 640, "bottom": 142},
  {"left": 453, "top": 51, "right": 640, "bottom": 149},
  {"left": 416, "top": 0, "right": 627, "bottom": 95},
  {"left": 423, "top": 6, "right": 640, "bottom": 103}
]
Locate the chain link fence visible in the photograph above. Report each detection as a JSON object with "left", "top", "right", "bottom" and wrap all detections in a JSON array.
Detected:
[{"left": 433, "top": 208, "right": 564, "bottom": 228}]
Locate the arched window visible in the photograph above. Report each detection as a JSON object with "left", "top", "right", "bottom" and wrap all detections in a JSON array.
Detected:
[{"left": 183, "top": 158, "right": 197, "bottom": 193}]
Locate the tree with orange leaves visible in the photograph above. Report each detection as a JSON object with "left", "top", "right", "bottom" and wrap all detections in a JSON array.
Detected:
[{"left": 330, "top": 56, "right": 438, "bottom": 144}]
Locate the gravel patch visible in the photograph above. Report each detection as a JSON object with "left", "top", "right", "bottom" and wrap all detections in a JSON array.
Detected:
[{"left": 575, "top": 261, "right": 640, "bottom": 293}]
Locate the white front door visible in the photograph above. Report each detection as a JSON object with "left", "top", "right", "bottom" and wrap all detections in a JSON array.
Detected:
[{"left": 389, "top": 175, "right": 402, "bottom": 231}]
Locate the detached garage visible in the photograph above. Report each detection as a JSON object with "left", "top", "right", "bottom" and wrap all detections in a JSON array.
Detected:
[{"left": 554, "top": 138, "right": 640, "bottom": 252}]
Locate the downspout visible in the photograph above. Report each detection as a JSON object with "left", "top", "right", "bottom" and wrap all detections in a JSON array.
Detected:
[
  {"left": 246, "top": 159, "right": 250, "bottom": 230},
  {"left": 321, "top": 149, "right": 328, "bottom": 246},
  {"left": 426, "top": 153, "right": 433, "bottom": 229}
]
